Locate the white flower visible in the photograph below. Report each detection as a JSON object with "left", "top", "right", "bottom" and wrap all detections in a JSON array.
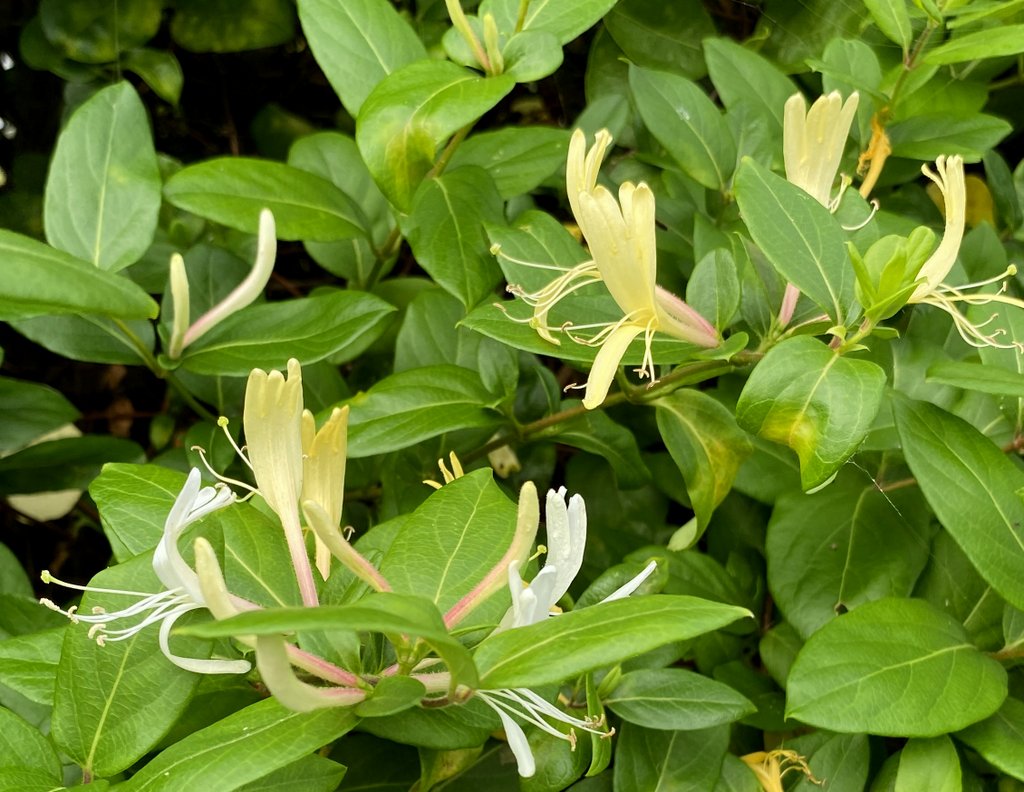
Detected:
[
  {"left": 482, "top": 488, "right": 658, "bottom": 777},
  {"left": 40, "top": 469, "right": 250, "bottom": 675},
  {"left": 502, "top": 487, "right": 657, "bottom": 628},
  {"left": 783, "top": 91, "right": 859, "bottom": 209},
  {"left": 501, "top": 129, "right": 719, "bottom": 409}
]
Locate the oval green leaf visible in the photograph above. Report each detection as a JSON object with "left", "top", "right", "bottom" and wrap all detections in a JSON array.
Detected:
[
  {"left": 787, "top": 598, "right": 1007, "bottom": 735},
  {"left": 164, "top": 158, "right": 367, "bottom": 241}
]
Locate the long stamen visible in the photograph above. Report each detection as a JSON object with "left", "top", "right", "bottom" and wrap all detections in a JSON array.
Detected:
[
  {"left": 190, "top": 445, "right": 259, "bottom": 497},
  {"left": 217, "top": 416, "right": 254, "bottom": 471}
]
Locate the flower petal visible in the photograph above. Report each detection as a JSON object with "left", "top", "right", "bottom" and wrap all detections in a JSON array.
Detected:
[
  {"left": 479, "top": 694, "right": 537, "bottom": 777},
  {"left": 601, "top": 560, "right": 658, "bottom": 603},
  {"left": 157, "top": 603, "right": 251, "bottom": 675},
  {"left": 582, "top": 322, "right": 645, "bottom": 410}
]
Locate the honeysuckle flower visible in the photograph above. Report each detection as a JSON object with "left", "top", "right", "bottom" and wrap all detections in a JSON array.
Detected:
[
  {"left": 476, "top": 687, "right": 609, "bottom": 778},
  {"left": 40, "top": 468, "right": 251, "bottom": 675},
  {"left": 741, "top": 749, "right": 819, "bottom": 791},
  {"left": 502, "top": 487, "right": 657, "bottom": 629},
  {"left": 783, "top": 91, "right": 859, "bottom": 210},
  {"left": 478, "top": 488, "right": 657, "bottom": 777},
  {"left": 167, "top": 208, "right": 277, "bottom": 359},
  {"left": 906, "top": 155, "right": 1024, "bottom": 351},
  {"left": 301, "top": 406, "right": 349, "bottom": 579},
  {"left": 243, "top": 358, "right": 320, "bottom": 607},
  {"left": 501, "top": 129, "right": 720, "bottom": 409}
]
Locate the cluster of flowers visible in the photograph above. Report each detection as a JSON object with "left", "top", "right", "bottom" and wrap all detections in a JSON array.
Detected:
[
  {"left": 501, "top": 90, "right": 1021, "bottom": 410},
  {"left": 41, "top": 358, "right": 655, "bottom": 777}
]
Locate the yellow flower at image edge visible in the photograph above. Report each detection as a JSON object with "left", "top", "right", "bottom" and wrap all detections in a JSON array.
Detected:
[
  {"left": 908, "top": 155, "right": 1024, "bottom": 351},
  {"left": 503, "top": 129, "right": 720, "bottom": 409}
]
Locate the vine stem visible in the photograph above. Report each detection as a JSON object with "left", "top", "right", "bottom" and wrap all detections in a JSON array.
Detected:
[
  {"left": 463, "top": 351, "right": 759, "bottom": 463},
  {"left": 111, "top": 319, "right": 217, "bottom": 423}
]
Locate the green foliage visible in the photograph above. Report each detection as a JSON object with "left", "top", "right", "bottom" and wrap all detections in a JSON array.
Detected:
[{"left": 4, "top": 0, "right": 1024, "bottom": 787}]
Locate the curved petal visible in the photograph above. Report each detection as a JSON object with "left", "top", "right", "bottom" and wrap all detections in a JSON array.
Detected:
[
  {"left": 157, "top": 603, "right": 251, "bottom": 675},
  {"left": 480, "top": 694, "right": 536, "bottom": 777},
  {"left": 600, "top": 560, "right": 658, "bottom": 602},
  {"left": 255, "top": 634, "right": 365, "bottom": 711},
  {"left": 911, "top": 155, "right": 966, "bottom": 299},
  {"left": 543, "top": 488, "right": 585, "bottom": 605},
  {"left": 582, "top": 323, "right": 645, "bottom": 410}
]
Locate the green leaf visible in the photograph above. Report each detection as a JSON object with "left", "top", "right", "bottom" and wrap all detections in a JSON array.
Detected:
[
  {"left": 0, "top": 767, "right": 83, "bottom": 792},
  {"left": 786, "top": 598, "right": 1007, "bottom": 735},
  {"left": 44, "top": 82, "right": 160, "bottom": 271},
  {"left": 403, "top": 168, "right": 505, "bottom": 309},
  {"left": 629, "top": 64, "right": 735, "bottom": 191},
  {"left": 606, "top": 668, "right": 754, "bottom": 730},
  {"left": 767, "top": 468, "right": 932, "bottom": 638},
  {"left": 236, "top": 755, "right": 347, "bottom": 792},
  {"left": 356, "top": 61, "right": 514, "bottom": 211},
  {"left": 51, "top": 558, "right": 207, "bottom": 777},
  {"left": 170, "top": 0, "right": 295, "bottom": 52},
  {"left": 181, "top": 592, "right": 478, "bottom": 690},
  {"left": 297, "top": 0, "right": 426, "bottom": 116},
  {"left": 687, "top": 249, "right": 740, "bottom": 331},
  {"left": 39, "top": 0, "right": 161, "bottom": 62},
  {"left": 449, "top": 127, "right": 571, "bottom": 199},
  {"left": 656, "top": 390, "right": 753, "bottom": 535},
  {"left": 956, "top": 697, "right": 1024, "bottom": 781},
  {"left": 355, "top": 675, "right": 426, "bottom": 718},
  {"left": 0, "top": 628, "right": 64, "bottom": 706},
  {"left": 704, "top": 38, "right": 797, "bottom": 142},
  {"left": 378, "top": 470, "right": 517, "bottom": 623},
  {"left": 359, "top": 699, "right": 496, "bottom": 751},
  {"left": 475, "top": 595, "right": 750, "bottom": 688},
  {"left": 394, "top": 288, "right": 518, "bottom": 399},
  {"left": 788, "top": 732, "right": 869, "bottom": 792},
  {"left": 119, "top": 698, "right": 357, "bottom": 791},
  {"left": 0, "top": 436, "right": 143, "bottom": 497},
  {"left": 483, "top": 0, "right": 616, "bottom": 43},
  {"left": 220, "top": 504, "right": 302, "bottom": 609},
  {"left": 0, "top": 707, "right": 61, "bottom": 781},
  {"left": 895, "top": 736, "right": 961, "bottom": 792},
  {"left": 556, "top": 406, "right": 652, "bottom": 490},
  {"left": 604, "top": 0, "right": 714, "bottom": 78},
  {"left": 501, "top": 30, "right": 564, "bottom": 82},
  {"left": 177, "top": 290, "right": 396, "bottom": 376},
  {"left": 9, "top": 314, "right": 153, "bottom": 364},
  {"left": 865, "top": 0, "right": 912, "bottom": 51},
  {"left": 165, "top": 158, "right": 367, "bottom": 241},
  {"left": 925, "top": 24, "right": 1024, "bottom": 64},
  {"left": 90, "top": 464, "right": 186, "bottom": 562},
  {"left": 344, "top": 366, "right": 501, "bottom": 458},
  {"left": 893, "top": 396, "right": 1024, "bottom": 611},
  {"left": 926, "top": 360, "right": 1024, "bottom": 397},
  {"left": 0, "top": 230, "right": 158, "bottom": 321},
  {"left": 736, "top": 336, "right": 886, "bottom": 491},
  {"left": 122, "top": 49, "right": 184, "bottom": 106},
  {"left": 613, "top": 723, "right": 728, "bottom": 791},
  {"left": 0, "top": 376, "right": 80, "bottom": 454},
  {"left": 734, "top": 158, "right": 854, "bottom": 322},
  {"left": 888, "top": 114, "right": 1012, "bottom": 161}
]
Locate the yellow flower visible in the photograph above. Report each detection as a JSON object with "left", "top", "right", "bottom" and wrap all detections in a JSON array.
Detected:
[
  {"left": 301, "top": 406, "right": 349, "bottom": 580},
  {"left": 503, "top": 129, "right": 719, "bottom": 409},
  {"left": 783, "top": 91, "right": 859, "bottom": 209},
  {"left": 907, "top": 155, "right": 1024, "bottom": 351},
  {"left": 243, "top": 360, "right": 317, "bottom": 606}
]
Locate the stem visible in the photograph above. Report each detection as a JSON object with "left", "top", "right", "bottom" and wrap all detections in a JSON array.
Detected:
[
  {"left": 888, "top": 22, "right": 938, "bottom": 111},
  {"left": 514, "top": 0, "right": 530, "bottom": 32},
  {"left": 111, "top": 319, "right": 218, "bottom": 422},
  {"left": 464, "top": 351, "right": 759, "bottom": 463}
]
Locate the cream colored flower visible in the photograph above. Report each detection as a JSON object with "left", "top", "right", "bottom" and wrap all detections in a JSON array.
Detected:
[
  {"left": 243, "top": 359, "right": 317, "bottom": 606},
  {"left": 301, "top": 406, "right": 349, "bottom": 579},
  {"left": 906, "top": 155, "right": 1024, "bottom": 351},
  {"left": 502, "top": 129, "right": 719, "bottom": 409},
  {"left": 784, "top": 91, "right": 859, "bottom": 209}
]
